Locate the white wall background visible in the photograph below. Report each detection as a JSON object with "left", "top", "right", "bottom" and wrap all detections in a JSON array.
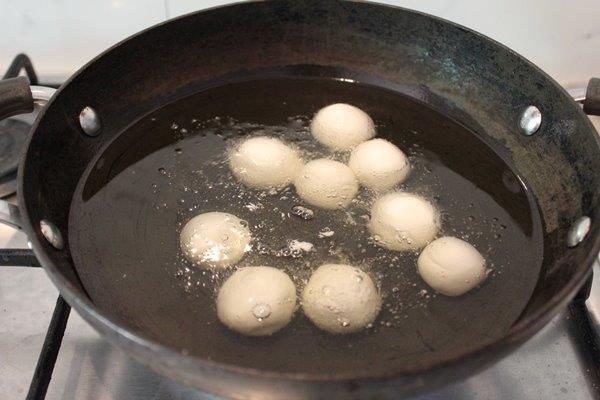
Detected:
[{"left": 0, "top": 0, "right": 599, "bottom": 88}]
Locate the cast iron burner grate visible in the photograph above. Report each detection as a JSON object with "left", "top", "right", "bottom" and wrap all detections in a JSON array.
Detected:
[{"left": 0, "top": 249, "right": 70, "bottom": 400}]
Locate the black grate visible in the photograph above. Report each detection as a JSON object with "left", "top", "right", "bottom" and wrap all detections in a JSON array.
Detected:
[
  {"left": 26, "top": 296, "right": 71, "bottom": 400},
  {"left": 1, "top": 247, "right": 70, "bottom": 400},
  {"left": 3, "top": 53, "right": 39, "bottom": 83}
]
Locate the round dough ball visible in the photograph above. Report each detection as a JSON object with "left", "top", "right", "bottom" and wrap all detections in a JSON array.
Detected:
[
  {"left": 349, "top": 139, "right": 410, "bottom": 191},
  {"left": 294, "top": 159, "right": 359, "bottom": 210},
  {"left": 310, "top": 103, "right": 376, "bottom": 150},
  {"left": 229, "top": 136, "right": 302, "bottom": 189},
  {"left": 368, "top": 192, "right": 440, "bottom": 251},
  {"left": 180, "top": 212, "right": 251, "bottom": 268},
  {"left": 418, "top": 236, "right": 487, "bottom": 296},
  {"left": 302, "top": 264, "right": 381, "bottom": 334},
  {"left": 217, "top": 266, "right": 297, "bottom": 336}
]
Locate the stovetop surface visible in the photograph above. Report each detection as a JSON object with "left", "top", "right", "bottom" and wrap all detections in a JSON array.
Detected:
[{"left": 1, "top": 223, "right": 599, "bottom": 399}]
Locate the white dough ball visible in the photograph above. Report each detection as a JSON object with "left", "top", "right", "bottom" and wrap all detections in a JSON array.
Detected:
[
  {"left": 302, "top": 264, "right": 381, "bottom": 334},
  {"left": 368, "top": 192, "right": 440, "bottom": 251},
  {"left": 310, "top": 103, "right": 376, "bottom": 150},
  {"left": 418, "top": 236, "right": 487, "bottom": 296},
  {"left": 229, "top": 136, "right": 302, "bottom": 189},
  {"left": 217, "top": 266, "right": 297, "bottom": 336},
  {"left": 294, "top": 159, "right": 358, "bottom": 210},
  {"left": 180, "top": 212, "right": 251, "bottom": 269},
  {"left": 348, "top": 139, "right": 410, "bottom": 191}
]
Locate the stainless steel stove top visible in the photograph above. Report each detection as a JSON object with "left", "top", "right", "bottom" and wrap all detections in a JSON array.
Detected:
[{"left": 1, "top": 226, "right": 599, "bottom": 400}]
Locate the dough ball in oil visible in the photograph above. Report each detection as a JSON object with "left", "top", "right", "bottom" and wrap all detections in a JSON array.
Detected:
[
  {"left": 217, "top": 266, "right": 297, "bottom": 336},
  {"left": 418, "top": 236, "right": 487, "bottom": 296},
  {"left": 368, "top": 192, "right": 440, "bottom": 251},
  {"left": 294, "top": 159, "right": 359, "bottom": 210},
  {"left": 310, "top": 103, "right": 376, "bottom": 150},
  {"left": 302, "top": 264, "right": 381, "bottom": 334},
  {"left": 229, "top": 136, "right": 302, "bottom": 189},
  {"left": 180, "top": 212, "right": 251, "bottom": 268}
]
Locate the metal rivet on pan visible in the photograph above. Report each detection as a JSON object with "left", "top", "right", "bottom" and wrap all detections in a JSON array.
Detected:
[
  {"left": 519, "top": 105, "right": 542, "bottom": 136},
  {"left": 79, "top": 106, "right": 101, "bottom": 136},
  {"left": 40, "top": 220, "right": 64, "bottom": 250},
  {"left": 566, "top": 216, "right": 591, "bottom": 248}
]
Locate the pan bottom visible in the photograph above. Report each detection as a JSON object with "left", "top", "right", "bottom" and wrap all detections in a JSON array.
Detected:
[{"left": 68, "top": 74, "right": 543, "bottom": 374}]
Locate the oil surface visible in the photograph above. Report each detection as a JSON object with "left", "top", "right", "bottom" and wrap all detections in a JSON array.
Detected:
[{"left": 69, "top": 77, "right": 543, "bottom": 374}]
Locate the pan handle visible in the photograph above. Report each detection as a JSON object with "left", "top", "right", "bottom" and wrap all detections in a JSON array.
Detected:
[
  {"left": 0, "top": 81, "right": 56, "bottom": 230},
  {"left": 0, "top": 76, "right": 33, "bottom": 119},
  {"left": 0, "top": 76, "right": 56, "bottom": 120},
  {"left": 568, "top": 78, "right": 600, "bottom": 116}
]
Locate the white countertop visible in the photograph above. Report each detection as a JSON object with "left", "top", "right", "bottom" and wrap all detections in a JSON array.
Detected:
[{"left": 1, "top": 0, "right": 599, "bottom": 88}]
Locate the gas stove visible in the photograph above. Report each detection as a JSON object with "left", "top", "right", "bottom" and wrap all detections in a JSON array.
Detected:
[
  {"left": 1, "top": 255, "right": 599, "bottom": 400},
  {"left": 1, "top": 3, "right": 600, "bottom": 396}
]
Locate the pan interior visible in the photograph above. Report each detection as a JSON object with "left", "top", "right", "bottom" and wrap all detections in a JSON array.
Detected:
[{"left": 68, "top": 75, "right": 543, "bottom": 374}]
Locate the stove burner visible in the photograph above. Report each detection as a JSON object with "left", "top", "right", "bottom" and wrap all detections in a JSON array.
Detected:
[
  {"left": 0, "top": 170, "right": 17, "bottom": 199},
  {"left": 0, "top": 119, "right": 28, "bottom": 173},
  {"left": 0, "top": 118, "right": 30, "bottom": 197}
]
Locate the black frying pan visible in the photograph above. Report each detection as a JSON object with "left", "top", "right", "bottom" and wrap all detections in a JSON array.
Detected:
[{"left": 0, "top": 1, "right": 599, "bottom": 399}]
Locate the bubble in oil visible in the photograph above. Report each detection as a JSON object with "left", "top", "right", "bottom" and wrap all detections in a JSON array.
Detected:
[
  {"left": 252, "top": 303, "right": 271, "bottom": 320},
  {"left": 318, "top": 227, "right": 335, "bottom": 238},
  {"left": 291, "top": 205, "right": 314, "bottom": 220},
  {"left": 288, "top": 240, "right": 313, "bottom": 255},
  {"left": 245, "top": 203, "right": 263, "bottom": 212},
  {"left": 276, "top": 247, "right": 292, "bottom": 257}
]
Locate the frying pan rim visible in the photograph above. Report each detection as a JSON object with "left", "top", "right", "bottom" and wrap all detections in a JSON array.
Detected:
[{"left": 17, "top": 0, "right": 600, "bottom": 384}]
